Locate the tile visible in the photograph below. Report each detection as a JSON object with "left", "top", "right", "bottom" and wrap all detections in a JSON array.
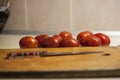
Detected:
[
  {"left": 27, "top": 0, "right": 71, "bottom": 33},
  {"left": 4, "top": 0, "right": 26, "bottom": 31},
  {"left": 73, "top": 0, "right": 120, "bottom": 31}
]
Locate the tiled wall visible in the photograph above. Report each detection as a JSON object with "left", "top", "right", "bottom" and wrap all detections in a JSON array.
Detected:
[{"left": 4, "top": 0, "right": 120, "bottom": 33}]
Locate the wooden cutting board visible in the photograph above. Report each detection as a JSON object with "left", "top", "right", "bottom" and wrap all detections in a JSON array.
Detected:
[{"left": 0, "top": 46, "right": 120, "bottom": 78}]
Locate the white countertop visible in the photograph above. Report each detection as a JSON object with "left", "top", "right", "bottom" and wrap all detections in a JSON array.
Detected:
[
  {"left": 0, "top": 34, "right": 34, "bottom": 49},
  {"left": 0, "top": 31, "right": 120, "bottom": 49}
]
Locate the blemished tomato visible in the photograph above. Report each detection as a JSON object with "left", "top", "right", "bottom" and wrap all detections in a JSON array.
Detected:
[
  {"left": 35, "top": 34, "right": 49, "bottom": 47},
  {"left": 53, "top": 34, "right": 62, "bottom": 43},
  {"left": 42, "top": 37, "right": 60, "bottom": 48},
  {"left": 77, "top": 31, "right": 93, "bottom": 45},
  {"left": 19, "top": 36, "right": 38, "bottom": 48},
  {"left": 59, "top": 31, "right": 72, "bottom": 38},
  {"left": 80, "top": 35, "right": 102, "bottom": 46},
  {"left": 60, "top": 37, "right": 80, "bottom": 47},
  {"left": 94, "top": 33, "right": 111, "bottom": 46}
]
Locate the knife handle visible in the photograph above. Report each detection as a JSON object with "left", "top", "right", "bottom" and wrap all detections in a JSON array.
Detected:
[{"left": 6, "top": 51, "right": 47, "bottom": 59}]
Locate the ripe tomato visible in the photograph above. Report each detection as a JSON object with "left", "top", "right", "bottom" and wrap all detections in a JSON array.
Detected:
[
  {"left": 94, "top": 33, "right": 111, "bottom": 46},
  {"left": 77, "top": 31, "right": 93, "bottom": 41},
  {"left": 19, "top": 36, "right": 38, "bottom": 48},
  {"left": 80, "top": 35, "right": 102, "bottom": 46},
  {"left": 60, "top": 37, "right": 80, "bottom": 47},
  {"left": 53, "top": 34, "right": 62, "bottom": 43},
  {"left": 42, "top": 37, "right": 60, "bottom": 48},
  {"left": 59, "top": 31, "right": 72, "bottom": 38},
  {"left": 77, "top": 31, "right": 93, "bottom": 45},
  {"left": 35, "top": 34, "right": 49, "bottom": 47}
]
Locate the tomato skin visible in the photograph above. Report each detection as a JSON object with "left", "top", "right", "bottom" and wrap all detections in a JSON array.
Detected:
[
  {"left": 77, "top": 31, "right": 93, "bottom": 45},
  {"left": 19, "top": 36, "right": 38, "bottom": 48},
  {"left": 94, "top": 33, "right": 111, "bottom": 46},
  {"left": 81, "top": 35, "right": 102, "bottom": 46},
  {"left": 42, "top": 37, "right": 60, "bottom": 48},
  {"left": 59, "top": 31, "right": 72, "bottom": 38},
  {"left": 35, "top": 34, "right": 49, "bottom": 47},
  {"left": 60, "top": 37, "right": 80, "bottom": 47},
  {"left": 53, "top": 35, "right": 62, "bottom": 43}
]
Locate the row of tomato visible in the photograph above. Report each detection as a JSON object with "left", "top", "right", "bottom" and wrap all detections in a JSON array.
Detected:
[{"left": 19, "top": 31, "right": 111, "bottom": 48}]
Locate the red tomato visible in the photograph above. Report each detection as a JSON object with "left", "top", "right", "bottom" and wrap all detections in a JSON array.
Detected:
[
  {"left": 60, "top": 37, "right": 80, "bottom": 47},
  {"left": 94, "top": 33, "right": 111, "bottom": 46},
  {"left": 77, "top": 31, "right": 93, "bottom": 45},
  {"left": 77, "top": 31, "right": 93, "bottom": 41},
  {"left": 42, "top": 37, "right": 60, "bottom": 48},
  {"left": 80, "top": 35, "right": 102, "bottom": 46},
  {"left": 19, "top": 36, "right": 38, "bottom": 48},
  {"left": 59, "top": 31, "right": 72, "bottom": 38},
  {"left": 35, "top": 34, "right": 49, "bottom": 47},
  {"left": 53, "top": 34, "right": 62, "bottom": 43}
]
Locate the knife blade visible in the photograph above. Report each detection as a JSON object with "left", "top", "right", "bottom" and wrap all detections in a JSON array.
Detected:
[{"left": 40, "top": 51, "right": 104, "bottom": 57}]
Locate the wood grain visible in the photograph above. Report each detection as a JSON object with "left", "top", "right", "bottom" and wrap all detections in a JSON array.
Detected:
[{"left": 0, "top": 46, "right": 120, "bottom": 78}]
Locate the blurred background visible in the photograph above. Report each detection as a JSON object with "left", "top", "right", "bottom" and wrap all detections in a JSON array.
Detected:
[{"left": 2, "top": 0, "right": 120, "bottom": 34}]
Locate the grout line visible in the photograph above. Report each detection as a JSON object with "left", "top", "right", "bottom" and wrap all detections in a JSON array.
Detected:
[
  {"left": 70, "top": 0, "right": 73, "bottom": 31},
  {"left": 24, "top": 0, "right": 29, "bottom": 30}
]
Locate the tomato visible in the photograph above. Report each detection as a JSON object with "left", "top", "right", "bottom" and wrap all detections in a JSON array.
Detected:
[
  {"left": 60, "top": 37, "right": 80, "bottom": 47},
  {"left": 19, "top": 36, "right": 38, "bottom": 48},
  {"left": 77, "top": 31, "right": 93, "bottom": 41},
  {"left": 53, "top": 34, "right": 62, "bottom": 43},
  {"left": 94, "top": 33, "right": 111, "bottom": 46},
  {"left": 42, "top": 37, "right": 60, "bottom": 48},
  {"left": 35, "top": 34, "right": 49, "bottom": 47},
  {"left": 77, "top": 31, "right": 93, "bottom": 45},
  {"left": 81, "top": 35, "right": 102, "bottom": 46},
  {"left": 59, "top": 31, "right": 72, "bottom": 38}
]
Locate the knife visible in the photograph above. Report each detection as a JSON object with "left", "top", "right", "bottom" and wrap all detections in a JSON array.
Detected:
[{"left": 6, "top": 51, "right": 103, "bottom": 59}]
